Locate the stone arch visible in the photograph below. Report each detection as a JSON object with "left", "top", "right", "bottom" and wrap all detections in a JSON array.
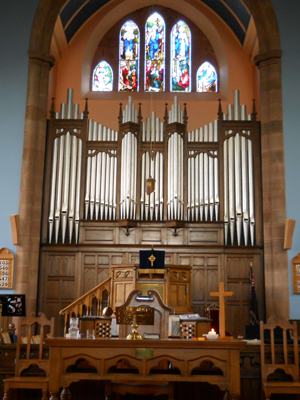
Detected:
[{"left": 17, "top": 0, "right": 287, "bottom": 318}]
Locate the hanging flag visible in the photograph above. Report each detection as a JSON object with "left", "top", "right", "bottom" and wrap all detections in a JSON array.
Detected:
[{"left": 250, "top": 264, "right": 259, "bottom": 325}]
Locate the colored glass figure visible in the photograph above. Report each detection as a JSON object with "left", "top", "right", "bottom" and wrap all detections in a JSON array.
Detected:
[
  {"left": 171, "top": 21, "right": 191, "bottom": 92},
  {"left": 92, "top": 61, "right": 113, "bottom": 91},
  {"left": 197, "top": 62, "right": 218, "bottom": 92},
  {"left": 145, "top": 12, "right": 165, "bottom": 92},
  {"left": 119, "top": 20, "right": 140, "bottom": 92}
]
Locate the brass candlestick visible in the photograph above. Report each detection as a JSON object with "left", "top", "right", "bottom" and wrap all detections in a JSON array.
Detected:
[
  {"left": 126, "top": 313, "right": 142, "bottom": 340},
  {"left": 116, "top": 305, "right": 154, "bottom": 340}
]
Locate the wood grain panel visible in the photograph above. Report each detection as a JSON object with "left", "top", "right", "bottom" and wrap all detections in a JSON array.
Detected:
[
  {"left": 46, "top": 280, "right": 60, "bottom": 300},
  {"left": 84, "top": 267, "right": 96, "bottom": 293},
  {"left": 61, "top": 279, "right": 75, "bottom": 299},
  {"left": 47, "top": 255, "right": 76, "bottom": 276},
  {"left": 192, "top": 269, "right": 205, "bottom": 301},
  {"left": 84, "top": 255, "right": 96, "bottom": 265},
  {"left": 97, "top": 268, "right": 109, "bottom": 284},
  {"left": 189, "top": 229, "right": 219, "bottom": 244},
  {"left": 141, "top": 229, "right": 162, "bottom": 244},
  {"left": 85, "top": 228, "right": 114, "bottom": 242}
]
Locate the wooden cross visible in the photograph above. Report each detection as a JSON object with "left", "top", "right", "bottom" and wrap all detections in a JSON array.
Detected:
[{"left": 210, "top": 282, "right": 233, "bottom": 339}]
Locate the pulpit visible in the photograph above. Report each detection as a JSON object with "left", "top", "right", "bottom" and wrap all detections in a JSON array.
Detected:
[{"left": 110, "top": 264, "right": 192, "bottom": 314}]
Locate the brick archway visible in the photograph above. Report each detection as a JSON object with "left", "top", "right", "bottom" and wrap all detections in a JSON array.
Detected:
[{"left": 16, "top": 0, "right": 288, "bottom": 318}]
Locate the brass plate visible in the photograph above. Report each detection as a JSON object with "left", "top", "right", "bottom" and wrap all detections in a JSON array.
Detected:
[
  {"left": 139, "top": 284, "right": 164, "bottom": 300},
  {"left": 135, "top": 348, "right": 154, "bottom": 359}
]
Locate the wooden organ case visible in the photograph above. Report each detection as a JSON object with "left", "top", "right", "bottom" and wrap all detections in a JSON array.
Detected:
[{"left": 39, "top": 89, "right": 264, "bottom": 337}]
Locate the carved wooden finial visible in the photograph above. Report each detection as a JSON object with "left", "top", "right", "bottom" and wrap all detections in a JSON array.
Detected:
[
  {"left": 183, "top": 103, "right": 188, "bottom": 125},
  {"left": 84, "top": 98, "right": 89, "bottom": 118},
  {"left": 118, "top": 103, "right": 123, "bottom": 125},
  {"left": 218, "top": 98, "right": 223, "bottom": 120},
  {"left": 164, "top": 103, "right": 169, "bottom": 124},
  {"left": 251, "top": 99, "right": 257, "bottom": 121},
  {"left": 138, "top": 103, "right": 142, "bottom": 124},
  {"left": 50, "top": 97, "right": 55, "bottom": 119}
]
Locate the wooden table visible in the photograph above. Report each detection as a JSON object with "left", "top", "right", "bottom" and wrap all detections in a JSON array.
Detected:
[{"left": 45, "top": 338, "right": 246, "bottom": 400}]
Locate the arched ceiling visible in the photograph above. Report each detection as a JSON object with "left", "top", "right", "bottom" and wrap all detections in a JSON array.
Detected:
[{"left": 59, "top": 0, "right": 251, "bottom": 45}]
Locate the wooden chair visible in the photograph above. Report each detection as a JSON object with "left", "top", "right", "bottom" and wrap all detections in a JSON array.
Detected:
[
  {"left": 3, "top": 312, "right": 54, "bottom": 400},
  {"left": 260, "top": 316, "right": 300, "bottom": 399}
]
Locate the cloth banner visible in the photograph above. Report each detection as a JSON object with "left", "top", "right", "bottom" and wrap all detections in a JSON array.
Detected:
[{"left": 139, "top": 250, "right": 165, "bottom": 273}]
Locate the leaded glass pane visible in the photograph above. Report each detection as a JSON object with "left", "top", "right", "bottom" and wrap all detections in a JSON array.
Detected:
[
  {"left": 196, "top": 62, "right": 218, "bottom": 92},
  {"left": 171, "top": 21, "right": 191, "bottom": 92},
  {"left": 145, "top": 12, "right": 165, "bottom": 92},
  {"left": 92, "top": 61, "right": 113, "bottom": 91},
  {"left": 119, "top": 20, "right": 140, "bottom": 92}
]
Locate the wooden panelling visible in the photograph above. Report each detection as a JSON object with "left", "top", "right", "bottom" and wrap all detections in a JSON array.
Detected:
[
  {"left": 39, "top": 246, "right": 263, "bottom": 338},
  {"left": 48, "top": 254, "right": 76, "bottom": 276},
  {"left": 84, "top": 228, "right": 114, "bottom": 242},
  {"left": 189, "top": 228, "right": 220, "bottom": 244},
  {"left": 141, "top": 228, "right": 162, "bottom": 244}
]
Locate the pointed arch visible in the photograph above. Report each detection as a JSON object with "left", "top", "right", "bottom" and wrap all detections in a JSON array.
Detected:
[
  {"left": 119, "top": 20, "right": 140, "bottom": 92},
  {"left": 145, "top": 12, "right": 165, "bottom": 92},
  {"left": 196, "top": 61, "right": 217, "bottom": 92},
  {"left": 92, "top": 61, "right": 113, "bottom": 91},
  {"left": 170, "top": 20, "right": 191, "bottom": 92}
]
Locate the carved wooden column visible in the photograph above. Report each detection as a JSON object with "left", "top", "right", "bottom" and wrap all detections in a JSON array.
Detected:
[{"left": 255, "top": 50, "right": 288, "bottom": 318}]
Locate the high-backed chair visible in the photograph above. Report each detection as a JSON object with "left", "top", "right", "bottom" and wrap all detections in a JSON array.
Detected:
[
  {"left": 3, "top": 312, "right": 55, "bottom": 400},
  {"left": 260, "top": 316, "right": 300, "bottom": 399}
]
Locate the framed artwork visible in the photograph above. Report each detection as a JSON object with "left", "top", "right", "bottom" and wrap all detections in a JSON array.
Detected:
[{"left": 1, "top": 332, "right": 11, "bottom": 344}]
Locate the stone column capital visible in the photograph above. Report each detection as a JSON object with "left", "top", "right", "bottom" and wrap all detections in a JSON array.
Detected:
[
  {"left": 254, "top": 50, "right": 282, "bottom": 69},
  {"left": 29, "top": 51, "right": 55, "bottom": 70}
]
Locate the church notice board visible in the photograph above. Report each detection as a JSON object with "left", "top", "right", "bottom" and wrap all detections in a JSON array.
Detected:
[
  {"left": 291, "top": 253, "right": 300, "bottom": 294},
  {"left": 0, "top": 248, "right": 14, "bottom": 289}
]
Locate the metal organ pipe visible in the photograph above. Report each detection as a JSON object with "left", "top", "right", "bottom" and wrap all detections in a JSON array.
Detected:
[
  {"left": 49, "top": 89, "right": 83, "bottom": 244},
  {"left": 48, "top": 90, "right": 256, "bottom": 247},
  {"left": 221, "top": 90, "right": 256, "bottom": 245}
]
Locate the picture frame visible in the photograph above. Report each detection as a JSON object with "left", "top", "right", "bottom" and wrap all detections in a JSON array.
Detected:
[{"left": 1, "top": 332, "right": 11, "bottom": 344}]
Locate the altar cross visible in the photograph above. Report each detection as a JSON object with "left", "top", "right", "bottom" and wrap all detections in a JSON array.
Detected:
[{"left": 210, "top": 282, "right": 233, "bottom": 339}]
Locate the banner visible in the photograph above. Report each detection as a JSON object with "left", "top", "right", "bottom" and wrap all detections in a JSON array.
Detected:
[{"left": 139, "top": 250, "right": 165, "bottom": 273}]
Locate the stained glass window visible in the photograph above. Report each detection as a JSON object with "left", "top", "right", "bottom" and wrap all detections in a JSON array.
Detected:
[
  {"left": 196, "top": 62, "right": 218, "bottom": 92},
  {"left": 171, "top": 21, "right": 191, "bottom": 92},
  {"left": 119, "top": 20, "right": 140, "bottom": 92},
  {"left": 92, "top": 61, "right": 113, "bottom": 91},
  {"left": 145, "top": 12, "right": 165, "bottom": 92}
]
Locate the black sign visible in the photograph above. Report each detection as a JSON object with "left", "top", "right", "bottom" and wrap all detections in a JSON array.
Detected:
[{"left": 0, "top": 294, "right": 26, "bottom": 316}]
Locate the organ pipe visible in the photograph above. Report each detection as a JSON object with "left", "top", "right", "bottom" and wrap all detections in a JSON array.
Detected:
[{"left": 47, "top": 89, "right": 258, "bottom": 247}]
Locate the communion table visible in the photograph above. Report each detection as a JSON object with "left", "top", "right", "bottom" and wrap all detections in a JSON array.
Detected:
[{"left": 45, "top": 337, "right": 246, "bottom": 400}]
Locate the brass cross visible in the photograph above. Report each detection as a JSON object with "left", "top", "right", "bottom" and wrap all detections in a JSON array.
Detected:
[{"left": 148, "top": 254, "right": 156, "bottom": 267}]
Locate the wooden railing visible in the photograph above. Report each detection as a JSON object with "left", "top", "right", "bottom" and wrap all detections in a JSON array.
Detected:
[{"left": 59, "top": 278, "right": 112, "bottom": 335}]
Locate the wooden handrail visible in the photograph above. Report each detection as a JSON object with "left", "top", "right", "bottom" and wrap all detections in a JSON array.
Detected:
[{"left": 59, "top": 277, "right": 112, "bottom": 335}]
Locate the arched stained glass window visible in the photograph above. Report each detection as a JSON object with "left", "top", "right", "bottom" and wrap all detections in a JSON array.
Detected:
[
  {"left": 92, "top": 61, "right": 113, "bottom": 91},
  {"left": 196, "top": 62, "right": 218, "bottom": 92},
  {"left": 171, "top": 21, "right": 191, "bottom": 92},
  {"left": 145, "top": 12, "right": 165, "bottom": 92},
  {"left": 119, "top": 20, "right": 140, "bottom": 92}
]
